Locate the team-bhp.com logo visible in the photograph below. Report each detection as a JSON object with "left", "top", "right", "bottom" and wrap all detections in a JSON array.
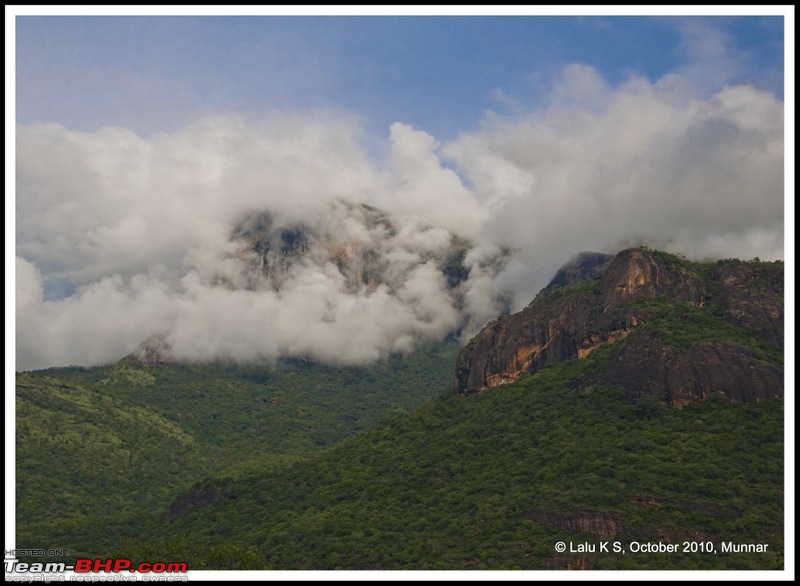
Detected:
[{"left": 5, "top": 555, "right": 188, "bottom": 575}]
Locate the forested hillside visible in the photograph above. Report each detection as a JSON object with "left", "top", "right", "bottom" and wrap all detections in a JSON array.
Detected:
[
  {"left": 16, "top": 251, "right": 785, "bottom": 571},
  {"left": 117, "top": 343, "right": 784, "bottom": 570},
  {"left": 16, "top": 343, "right": 459, "bottom": 560}
]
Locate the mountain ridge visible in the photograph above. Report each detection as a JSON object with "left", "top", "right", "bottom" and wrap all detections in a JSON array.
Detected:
[
  {"left": 454, "top": 248, "right": 783, "bottom": 406},
  {"left": 16, "top": 247, "right": 785, "bottom": 571},
  {"left": 117, "top": 199, "right": 509, "bottom": 367}
]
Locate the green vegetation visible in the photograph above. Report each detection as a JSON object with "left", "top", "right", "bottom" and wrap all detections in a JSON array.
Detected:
[
  {"left": 15, "top": 342, "right": 460, "bottom": 561},
  {"left": 637, "top": 247, "right": 689, "bottom": 271},
  {"left": 627, "top": 296, "right": 782, "bottom": 364},
  {"left": 540, "top": 278, "right": 603, "bottom": 301},
  {"left": 116, "top": 345, "right": 783, "bottom": 570},
  {"left": 16, "top": 249, "right": 785, "bottom": 571},
  {"left": 649, "top": 248, "right": 784, "bottom": 302}
]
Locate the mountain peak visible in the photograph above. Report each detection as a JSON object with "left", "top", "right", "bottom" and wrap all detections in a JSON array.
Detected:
[
  {"left": 122, "top": 334, "right": 173, "bottom": 367},
  {"left": 117, "top": 201, "right": 511, "bottom": 367},
  {"left": 454, "top": 248, "right": 783, "bottom": 406},
  {"left": 229, "top": 201, "right": 400, "bottom": 294}
]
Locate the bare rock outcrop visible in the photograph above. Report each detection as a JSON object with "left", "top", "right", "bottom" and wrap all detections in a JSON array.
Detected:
[{"left": 454, "top": 248, "right": 783, "bottom": 406}]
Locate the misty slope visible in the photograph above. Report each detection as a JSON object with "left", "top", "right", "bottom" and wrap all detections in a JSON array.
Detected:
[
  {"left": 15, "top": 342, "right": 459, "bottom": 560},
  {"left": 17, "top": 197, "right": 509, "bottom": 371},
  {"left": 114, "top": 250, "right": 784, "bottom": 570}
]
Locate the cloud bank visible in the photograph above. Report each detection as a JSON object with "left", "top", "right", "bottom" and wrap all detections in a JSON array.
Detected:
[{"left": 15, "top": 65, "right": 784, "bottom": 371}]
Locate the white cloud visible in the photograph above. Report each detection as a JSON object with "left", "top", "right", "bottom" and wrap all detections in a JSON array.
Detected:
[
  {"left": 550, "top": 63, "right": 612, "bottom": 112},
  {"left": 445, "top": 65, "right": 783, "bottom": 310},
  {"left": 672, "top": 19, "right": 745, "bottom": 96},
  {"left": 15, "top": 258, "right": 179, "bottom": 369},
  {"left": 375, "top": 122, "right": 487, "bottom": 238},
  {"left": 15, "top": 63, "right": 784, "bottom": 370},
  {"left": 15, "top": 113, "right": 377, "bottom": 288}
]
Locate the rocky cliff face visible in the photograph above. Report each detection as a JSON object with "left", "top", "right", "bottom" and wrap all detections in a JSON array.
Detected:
[
  {"left": 229, "top": 200, "right": 475, "bottom": 295},
  {"left": 709, "top": 262, "right": 784, "bottom": 348},
  {"left": 230, "top": 202, "right": 398, "bottom": 293},
  {"left": 454, "top": 248, "right": 783, "bottom": 406},
  {"left": 121, "top": 200, "right": 508, "bottom": 366},
  {"left": 598, "top": 334, "right": 783, "bottom": 407},
  {"left": 120, "top": 334, "right": 173, "bottom": 367}
]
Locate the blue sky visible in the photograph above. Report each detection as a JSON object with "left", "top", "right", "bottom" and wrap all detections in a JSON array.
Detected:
[{"left": 13, "top": 11, "right": 786, "bottom": 140}]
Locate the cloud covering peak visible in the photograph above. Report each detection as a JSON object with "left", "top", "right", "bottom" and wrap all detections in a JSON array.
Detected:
[{"left": 15, "top": 64, "right": 784, "bottom": 371}]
